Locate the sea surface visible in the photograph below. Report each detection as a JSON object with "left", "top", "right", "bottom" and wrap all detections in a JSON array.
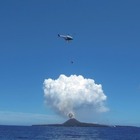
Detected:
[{"left": 0, "top": 125, "right": 140, "bottom": 140}]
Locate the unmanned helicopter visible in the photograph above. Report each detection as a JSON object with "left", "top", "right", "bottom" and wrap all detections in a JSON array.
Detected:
[{"left": 58, "top": 34, "right": 73, "bottom": 41}]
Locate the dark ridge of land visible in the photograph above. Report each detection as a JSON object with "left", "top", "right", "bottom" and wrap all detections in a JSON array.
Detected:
[{"left": 32, "top": 118, "right": 110, "bottom": 127}]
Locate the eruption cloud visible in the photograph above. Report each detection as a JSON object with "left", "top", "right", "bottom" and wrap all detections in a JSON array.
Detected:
[{"left": 43, "top": 74, "right": 108, "bottom": 118}]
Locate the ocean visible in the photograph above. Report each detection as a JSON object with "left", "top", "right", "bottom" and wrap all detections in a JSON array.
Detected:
[{"left": 0, "top": 125, "right": 140, "bottom": 140}]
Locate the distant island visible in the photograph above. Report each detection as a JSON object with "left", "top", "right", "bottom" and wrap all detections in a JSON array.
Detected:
[{"left": 32, "top": 118, "right": 110, "bottom": 127}]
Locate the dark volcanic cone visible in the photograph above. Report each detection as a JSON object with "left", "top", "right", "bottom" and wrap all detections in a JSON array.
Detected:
[
  {"left": 62, "top": 118, "right": 108, "bottom": 127},
  {"left": 63, "top": 118, "right": 81, "bottom": 126}
]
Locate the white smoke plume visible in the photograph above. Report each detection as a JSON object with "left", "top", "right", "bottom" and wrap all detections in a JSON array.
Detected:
[{"left": 43, "top": 74, "right": 108, "bottom": 119}]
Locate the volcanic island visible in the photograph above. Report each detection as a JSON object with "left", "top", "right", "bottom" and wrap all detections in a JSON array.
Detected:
[{"left": 33, "top": 118, "right": 110, "bottom": 127}]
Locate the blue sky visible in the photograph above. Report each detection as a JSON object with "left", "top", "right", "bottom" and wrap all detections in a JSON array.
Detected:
[{"left": 0, "top": 0, "right": 140, "bottom": 126}]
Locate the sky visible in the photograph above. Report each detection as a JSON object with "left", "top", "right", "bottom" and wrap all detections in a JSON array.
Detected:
[{"left": 0, "top": 0, "right": 140, "bottom": 126}]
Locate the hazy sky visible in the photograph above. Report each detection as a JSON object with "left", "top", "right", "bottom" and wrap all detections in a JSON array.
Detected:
[{"left": 0, "top": 0, "right": 140, "bottom": 126}]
